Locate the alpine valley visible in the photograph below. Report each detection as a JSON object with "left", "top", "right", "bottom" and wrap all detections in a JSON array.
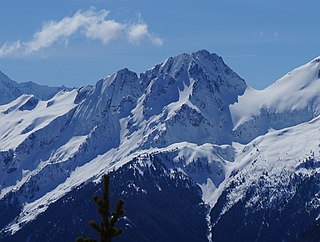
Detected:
[{"left": 0, "top": 50, "right": 320, "bottom": 242}]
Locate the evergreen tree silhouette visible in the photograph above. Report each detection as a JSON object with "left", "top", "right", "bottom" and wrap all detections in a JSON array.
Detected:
[{"left": 76, "top": 175, "right": 125, "bottom": 242}]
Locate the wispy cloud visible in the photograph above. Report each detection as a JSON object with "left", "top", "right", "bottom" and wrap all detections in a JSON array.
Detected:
[
  {"left": 0, "top": 8, "right": 163, "bottom": 58},
  {"left": 0, "top": 41, "right": 22, "bottom": 57},
  {"left": 254, "top": 31, "right": 279, "bottom": 39},
  {"left": 127, "top": 23, "right": 163, "bottom": 46}
]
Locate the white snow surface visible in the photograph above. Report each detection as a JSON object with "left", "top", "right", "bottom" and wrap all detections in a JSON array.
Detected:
[
  {"left": 231, "top": 57, "right": 320, "bottom": 143},
  {"left": 0, "top": 90, "right": 78, "bottom": 150}
]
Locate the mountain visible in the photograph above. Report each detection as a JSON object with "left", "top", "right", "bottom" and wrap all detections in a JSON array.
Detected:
[
  {"left": 0, "top": 50, "right": 320, "bottom": 242},
  {"left": 0, "top": 71, "right": 71, "bottom": 105}
]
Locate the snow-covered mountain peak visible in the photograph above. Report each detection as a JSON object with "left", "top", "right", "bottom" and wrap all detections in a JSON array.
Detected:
[
  {"left": 100, "top": 68, "right": 138, "bottom": 88},
  {"left": 123, "top": 51, "right": 247, "bottom": 148},
  {"left": 89, "top": 68, "right": 141, "bottom": 113},
  {"left": 142, "top": 50, "right": 246, "bottom": 90},
  {"left": 191, "top": 49, "right": 221, "bottom": 66}
]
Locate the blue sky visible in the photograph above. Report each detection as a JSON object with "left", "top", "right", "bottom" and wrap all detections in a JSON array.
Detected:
[{"left": 0, "top": 0, "right": 319, "bottom": 89}]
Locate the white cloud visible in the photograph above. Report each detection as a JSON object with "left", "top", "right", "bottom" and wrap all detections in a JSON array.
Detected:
[
  {"left": 0, "top": 8, "right": 163, "bottom": 58},
  {"left": 84, "top": 19, "right": 124, "bottom": 43},
  {"left": 127, "top": 23, "right": 163, "bottom": 46},
  {"left": 128, "top": 23, "right": 149, "bottom": 43}
]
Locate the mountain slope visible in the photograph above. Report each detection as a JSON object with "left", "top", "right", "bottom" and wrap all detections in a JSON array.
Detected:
[
  {"left": 4, "top": 156, "right": 208, "bottom": 242},
  {"left": 0, "top": 51, "right": 320, "bottom": 242},
  {"left": 231, "top": 57, "right": 320, "bottom": 144},
  {"left": 211, "top": 116, "right": 320, "bottom": 241}
]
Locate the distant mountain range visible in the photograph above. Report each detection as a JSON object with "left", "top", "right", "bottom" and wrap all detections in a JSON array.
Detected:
[
  {"left": 0, "top": 50, "right": 320, "bottom": 242},
  {"left": 0, "top": 71, "right": 71, "bottom": 105}
]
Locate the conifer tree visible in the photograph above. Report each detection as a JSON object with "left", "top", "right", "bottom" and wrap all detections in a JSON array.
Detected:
[{"left": 76, "top": 175, "right": 125, "bottom": 242}]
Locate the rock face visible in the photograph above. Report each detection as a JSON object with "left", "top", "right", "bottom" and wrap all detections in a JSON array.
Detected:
[{"left": 1, "top": 51, "right": 320, "bottom": 242}]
